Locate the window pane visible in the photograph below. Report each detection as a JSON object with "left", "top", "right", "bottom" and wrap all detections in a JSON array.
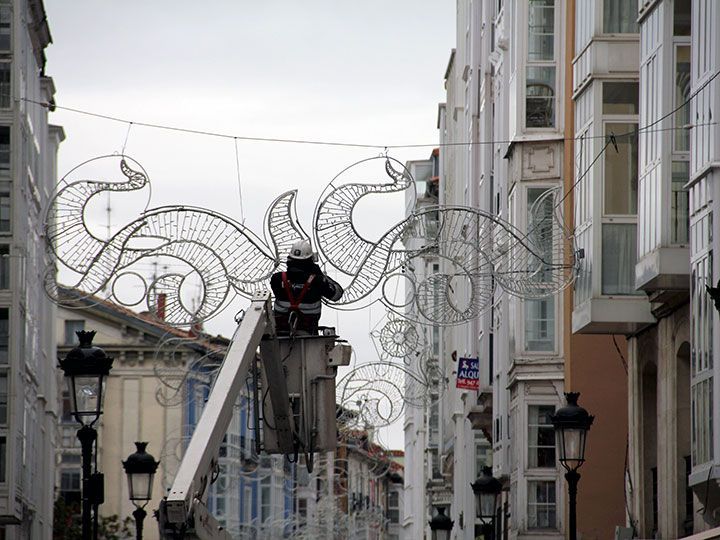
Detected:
[
  {"left": 0, "top": 204, "right": 7, "bottom": 233},
  {"left": 602, "top": 224, "right": 640, "bottom": 295},
  {"left": 603, "top": 0, "right": 638, "bottom": 33},
  {"left": 0, "top": 309, "right": 7, "bottom": 364},
  {"left": 525, "top": 298, "right": 555, "bottom": 351},
  {"left": 528, "top": 480, "right": 556, "bottom": 528},
  {"left": 603, "top": 82, "right": 639, "bottom": 115},
  {"left": 604, "top": 123, "right": 638, "bottom": 215},
  {"left": 527, "top": 188, "right": 554, "bottom": 278},
  {"left": 0, "top": 374, "right": 5, "bottom": 425},
  {"left": 674, "top": 0, "right": 691, "bottom": 36},
  {"left": 0, "top": 436, "right": 5, "bottom": 482},
  {"left": 675, "top": 46, "right": 691, "bottom": 152},
  {"left": 526, "top": 66, "right": 555, "bottom": 128},
  {"left": 671, "top": 161, "right": 689, "bottom": 244},
  {"left": 0, "top": 65, "right": 8, "bottom": 109},
  {"left": 0, "top": 127, "right": 8, "bottom": 173},
  {"left": 476, "top": 439, "right": 492, "bottom": 475},
  {"left": 61, "top": 391, "right": 74, "bottom": 423},
  {"left": 528, "top": 0, "right": 554, "bottom": 61},
  {"left": 525, "top": 189, "right": 556, "bottom": 350},
  {"left": 0, "top": 6, "right": 10, "bottom": 52},
  {"left": 0, "top": 245, "right": 7, "bottom": 289},
  {"left": 528, "top": 405, "right": 555, "bottom": 467}
]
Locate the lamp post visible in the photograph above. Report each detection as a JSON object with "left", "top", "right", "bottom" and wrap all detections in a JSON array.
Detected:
[
  {"left": 470, "top": 466, "right": 502, "bottom": 540},
  {"left": 123, "top": 442, "right": 160, "bottom": 540},
  {"left": 58, "top": 330, "right": 113, "bottom": 540},
  {"left": 428, "top": 506, "right": 453, "bottom": 540},
  {"left": 550, "top": 392, "right": 594, "bottom": 540}
]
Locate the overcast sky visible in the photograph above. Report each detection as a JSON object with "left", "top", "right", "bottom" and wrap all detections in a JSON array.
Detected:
[{"left": 44, "top": 1, "right": 456, "bottom": 450}]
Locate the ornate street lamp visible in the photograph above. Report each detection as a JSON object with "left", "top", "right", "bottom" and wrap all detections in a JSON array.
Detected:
[
  {"left": 123, "top": 442, "right": 160, "bottom": 540},
  {"left": 59, "top": 330, "right": 113, "bottom": 540},
  {"left": 428, "top": 506, "right": 453, "bottom": 540},
  {"left": 550, "top": 392, "right": 594, "bottom": 540},
  {"left": 59, "top": 330, "right": 113, "bottom": 427},
  {"left": 471, "top": 466, "right": 502, "bottom": 539}
]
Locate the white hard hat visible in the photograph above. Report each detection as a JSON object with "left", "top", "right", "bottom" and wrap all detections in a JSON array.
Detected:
[{"left": 288, "top": 239, "right": 313, "bottom": 260}]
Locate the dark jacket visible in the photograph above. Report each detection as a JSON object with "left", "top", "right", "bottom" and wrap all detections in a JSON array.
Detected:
[{"left": 270, "top": 258, "right": 343, "bottom": 333}]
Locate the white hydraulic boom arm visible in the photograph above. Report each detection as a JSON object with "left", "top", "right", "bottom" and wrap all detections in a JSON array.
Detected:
[
  {"left": 159, "top": 292, "right": 274, "bottom": 539},
  {"left": 157, "top": 290, "right": 350, "bottom": 538}
]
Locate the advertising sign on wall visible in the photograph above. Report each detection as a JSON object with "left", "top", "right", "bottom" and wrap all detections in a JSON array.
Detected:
[{"left": 456, "top": 357, "right": 479, "bottom": 390}]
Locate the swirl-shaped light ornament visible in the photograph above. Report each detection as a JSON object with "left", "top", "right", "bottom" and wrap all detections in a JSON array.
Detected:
[
  {"left": 46, "top": 154, "right": 574, "bottom": 328},
  {"left": 45, "top": 155, "right": 309, "bottom": 326},
  {"left": 312, "top": 156, "right": 576, "bottom": 325}
]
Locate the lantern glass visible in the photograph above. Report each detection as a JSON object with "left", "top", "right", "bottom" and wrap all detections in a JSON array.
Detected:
[
  {"left": 127, "top": 471, "right": 154, "bottom": 501},
  {"left": 432, "top": 530, "right": 450, "bottom": 540},
  {"left": 478, "top": 491, "right": 496, "bottom": 520},
  {"left": 558, "top": 426, "right": 587, "bottom": 471},
  {"left": 68, "top": 374, "right": 105, "bottom": 425}
]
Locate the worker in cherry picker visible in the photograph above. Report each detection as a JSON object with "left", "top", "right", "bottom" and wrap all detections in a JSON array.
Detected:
[{"left": 270, "top": 239, "right": 344, "bottom": 334}]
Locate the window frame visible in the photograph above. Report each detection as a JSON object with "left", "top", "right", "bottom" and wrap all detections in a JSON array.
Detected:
[
  {"left": 522, "top": 399, "right": 560, "bottom": 532},
  {"left": 0, "top": 181, "right": 9, "bottom": 235},
  {"left": 59, "top": 468, "right": 81, "bottom": 501},
  {"left": 0, "top": 4, "right": 10, "bottom": 53},
  {"left": 670, "top": 34, "right": 691, "bottom": 247},
  {"left": 601, "top": 0, "right": 639, "bottom": 35},
  {"left": 0, "top": 244, "right": 8, "bottom": 289},
  {"left": 523, "top": 0, "right": 560, "bottom": 131},
  {"left": 690, "top": 206, "right": 714, "bottom": 467},
  {"left": 0, "top": 126, "right": 8, "bottom": 177},
  {"left": 517, "top": 183, "right": 560, "bottom": 355},
  {"left": 0, "top": 63, "right": 8, "bottom": 111},
  {"left": 526, "top": 478, "right": 558, "bottom": 530},
  {"left": 0, "top": 308, "right": 7, "bottom": 365},
  {"left": 600, "top": 80, "right": 640, "bottom": 297},
  {"left": 527, "top": 404, "right": 556, "bottom": 469}
]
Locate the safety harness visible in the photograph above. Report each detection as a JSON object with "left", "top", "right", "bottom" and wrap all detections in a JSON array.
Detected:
[{"left": 281, "top": 272, "right": 316, "bottom": 323}]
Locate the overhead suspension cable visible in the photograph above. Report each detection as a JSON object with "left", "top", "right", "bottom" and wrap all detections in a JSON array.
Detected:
[{"left": 19, "top": 68, "right": 720, "bottom": 151}]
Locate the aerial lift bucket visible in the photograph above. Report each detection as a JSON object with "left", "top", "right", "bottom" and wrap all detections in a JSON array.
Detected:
[{"left": 258, "top": 329, "right": 351, "bottom": 456}]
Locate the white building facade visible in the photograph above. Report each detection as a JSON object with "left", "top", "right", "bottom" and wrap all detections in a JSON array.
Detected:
[
  {"left": 447, "top": 1, "right": 570, "bottom": 537},
  {"left": 0, "top": 0, "right": 62, "bottom": 537},
  {"left": 402, "top": 153, "right": 443, "bottom": 540},
  {"left": 404, "top": 2, "right": 571, "bottom": 538}
]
